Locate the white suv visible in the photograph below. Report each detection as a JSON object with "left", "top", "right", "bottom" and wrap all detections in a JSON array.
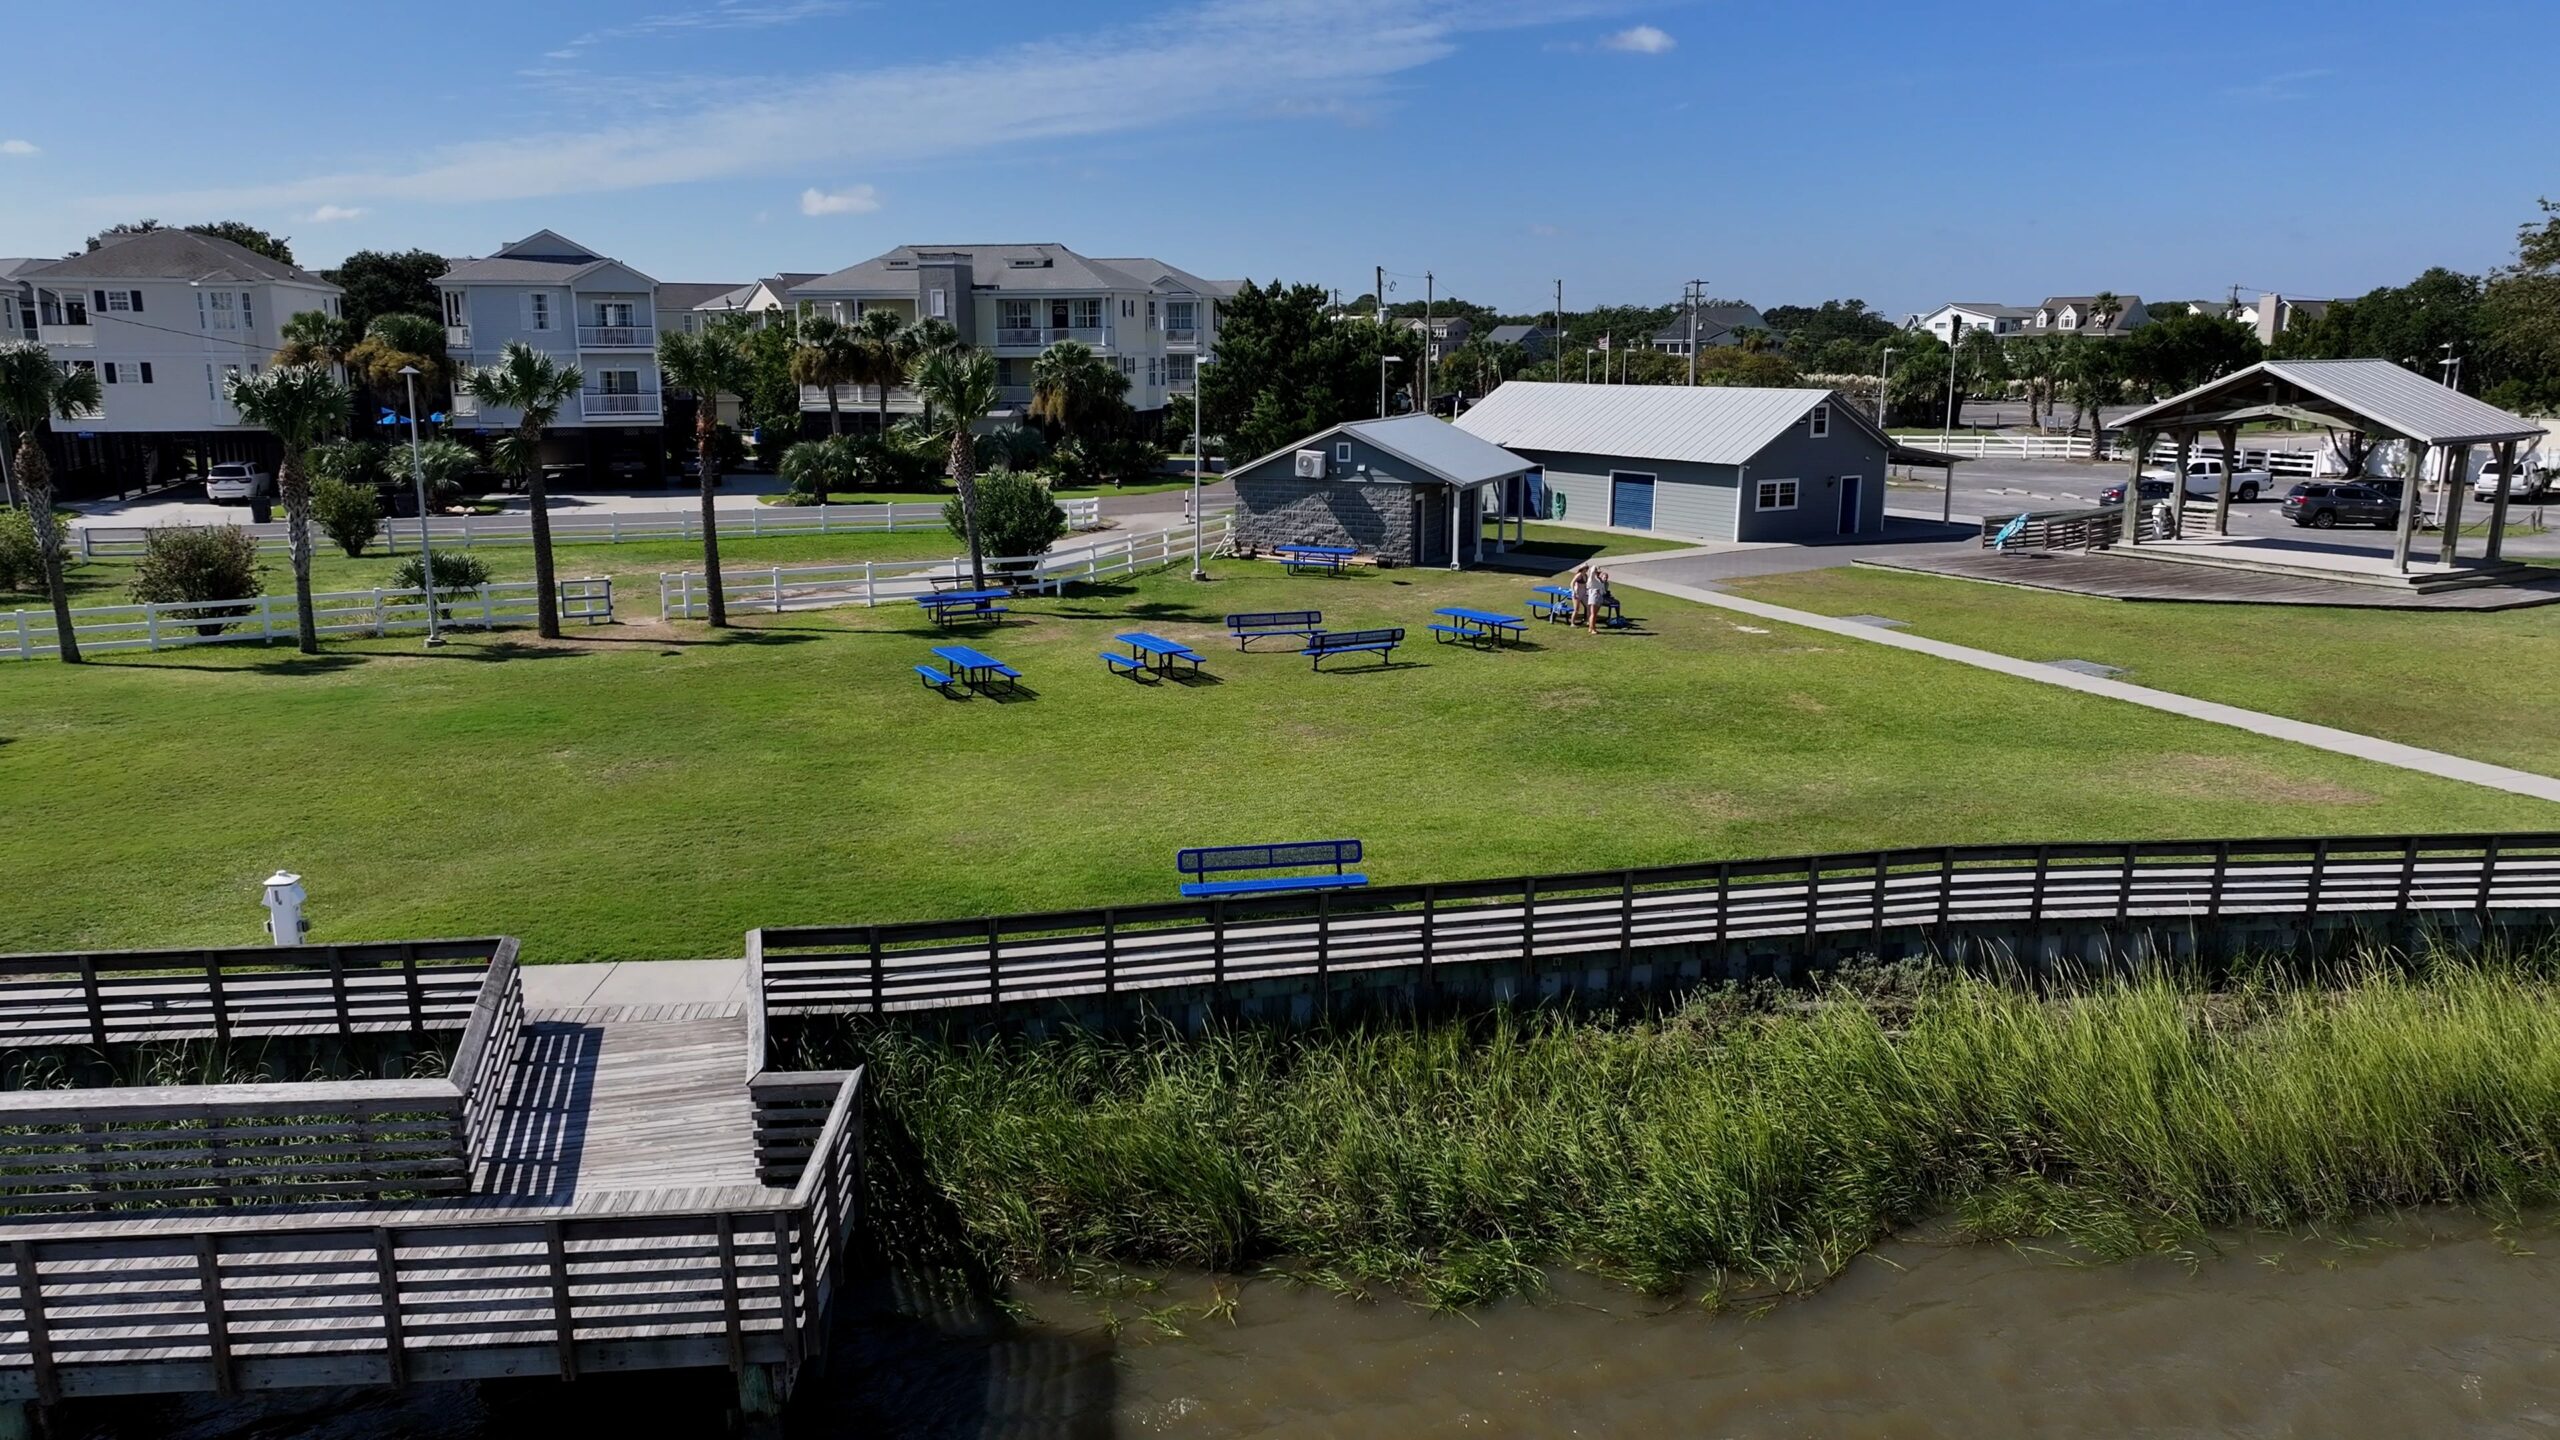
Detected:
[
  {"left": 203, "top": 462, "right": 273, "bottom": 504},
  {"left": 2472, "top": 458, "right": 2546, "bottom": 504}
]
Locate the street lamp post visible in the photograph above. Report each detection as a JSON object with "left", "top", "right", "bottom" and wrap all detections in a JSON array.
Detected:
[
  {"left": 1379, "top": 354, "right": 1403, "bottom": 418},
  {"left": 1188, "top": 358, "right": 1213, "bottom": 580},
  {"left": 1877, "top": 347, "right": 1895, "bottom": 428},
  {"left": 398, "top": 365, "right": 442, "bottom": 648},
  {"left": 1940, "top": 334, "right": 1961, "bottom": 450}
]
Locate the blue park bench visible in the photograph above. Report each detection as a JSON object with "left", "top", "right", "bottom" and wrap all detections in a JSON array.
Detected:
[
  {"left": 1302, "top": 627, "right": 1403, "bottom": 670},
  {"left": 1177, "top": 839, "right": 1368, "bottom": 898},
  {"left": 1226, "top": 610, "right": 1324, "bottom": 650},
  {"left": 1273, "top": 544, "right": 1357, "bottom": 575}
]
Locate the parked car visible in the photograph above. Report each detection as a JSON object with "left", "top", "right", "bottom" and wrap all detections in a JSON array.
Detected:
[
  {"left": 2142, "top": 456, "right": 2275, "bottom": 502},
  {"left": 2281, "top": 481, "right": 2401, "bottom": 529},
  {"left": 2473, "top": 459, "right": 2546, "bottom": 504},
  {"left": 2098, "top": 477, "right": 2178, "bottom": 505},
  {"left": 202, "top": 462, "right": 273, "bottom": 504}
]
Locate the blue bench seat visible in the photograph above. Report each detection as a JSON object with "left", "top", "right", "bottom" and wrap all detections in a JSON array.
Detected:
[
  {"left": 1180, "top": 872, "right": 1371, "bottom": 898},
  {"left": 915, "top": 663, "right": 955, "bottom": 690},
  {"left": 1427, "top": 623, "right": 1474, "bottom": 644},
  {"left": 1100, "top": 651, "right": 1154, "bottom": 677},
  {"left": 1528, "top": 599, "right": 1568, "bottom": 620}
]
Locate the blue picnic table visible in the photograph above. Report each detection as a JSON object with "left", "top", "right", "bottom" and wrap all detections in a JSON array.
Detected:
[
  {"left": 1529, "top": 584, "right": 1574, "bottom": 622},
  {"left": 1429, "top": 606, "right": 1529, "bottom": 648},
  {"left": 925, "top": 643, "right": 1022, "bottom": 694},
  {"left": 915, "top": 588, "right": 1010, "bottom": 628},
  {"left": 1103, "top": 630, "right": 1206, "bottom": 680},
  {"left": 1273, "top": 544, "right": 1356, "bottom": 575}
]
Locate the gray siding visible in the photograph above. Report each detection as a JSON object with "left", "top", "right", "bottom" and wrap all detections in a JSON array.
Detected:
[
  {"left": 1507, "top": 446, "right": 1739, "bottom": 540},
  {"left": 1230, "top": 434, "right": 1431, "bottom": 563},
  {"left": 1732, "top": 404, "right": 1891, "bottom": 541}
]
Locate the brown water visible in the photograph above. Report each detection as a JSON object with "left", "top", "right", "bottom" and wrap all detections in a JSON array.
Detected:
[{"left": 62, "top": 1217, "right": 2560, "bottom": 1438}]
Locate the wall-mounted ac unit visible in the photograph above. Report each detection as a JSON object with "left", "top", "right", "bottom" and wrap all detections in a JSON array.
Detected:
[{"left": 1293, "top": 449, "right": 1328, "bottom": 479}]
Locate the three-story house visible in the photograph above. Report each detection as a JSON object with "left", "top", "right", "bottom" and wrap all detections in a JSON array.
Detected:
[{"left": 439, "top": 230, "right": 666, "bottom": 480}]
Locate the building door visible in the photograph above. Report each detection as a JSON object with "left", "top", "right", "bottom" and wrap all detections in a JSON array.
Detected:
[
  {"left": 1837, "top": 475, "right": 1862, "bottom": 535},
  {"left": 1609, "top": 471, "right": 1655, "bottom": 530}
]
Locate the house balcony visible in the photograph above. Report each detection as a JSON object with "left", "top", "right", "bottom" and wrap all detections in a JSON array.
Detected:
[
  {"left": 1161, "top": 324, "right": 1200, "bottom": 349},
  {"left": 38, "top": 324, "right": 93, "bottom": 348},
  {"left": 579, "top": 325, "right": 657, "bottom": 350},
  {"left": 449, "top": 391, "right": 478, "bottom": 417},
  {"left": 993, "top": 384, "right": 1033, "bottom": 408},
  {"left": 799, "top": 384, "right": 921, "bottom": 414},
  {"left": 994, "top": 326, "right": 1113, "bottom": 351},
  {"left": 581, "top": 389, "right": 662, "bottom": 421},
  {"left": 445, "top": 324, "right": 471, "bottom": 350}
]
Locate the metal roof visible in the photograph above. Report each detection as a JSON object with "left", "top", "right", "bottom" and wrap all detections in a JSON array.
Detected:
[
  {"left": 2117, "top": 359, "right": 2544, "bottom": 447},
  {"left": 1229, "top": 414, "right": 1531, "bottom": 489},
  {"left": 1453, "top": 381, "right": 1839, "bottom": 465}
]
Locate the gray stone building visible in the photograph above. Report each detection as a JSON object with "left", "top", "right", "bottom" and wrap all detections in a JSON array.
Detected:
[
  {"left": 1227, "top": 414, "right": 1535, "bottom": 569},
  {"left": 1454, "top": 381, "right": 1949, "bottom": 541}
]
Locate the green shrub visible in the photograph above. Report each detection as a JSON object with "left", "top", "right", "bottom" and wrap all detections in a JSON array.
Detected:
[
  {"left": 310, "top": 476, "right": 382, "bottom": 557},
  {"left": 128, "top": 526, "right": 262, "bottom": 634},
  {"left": 780, "top": 436, "right": 860, "bottom": 502},
  {"left": 947, "top": 469, "right": 1067, "bottom": 560},
  {"left": 392, "top": 550, "right": 492, "bottom": 593},
  {"left": 0, "top": 506, "right": 40, "bottom": 593}
]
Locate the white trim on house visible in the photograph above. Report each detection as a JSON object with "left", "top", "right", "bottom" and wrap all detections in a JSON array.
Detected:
[{"left": 1755, "top": 477, "right": 1799, "bottom": 512}]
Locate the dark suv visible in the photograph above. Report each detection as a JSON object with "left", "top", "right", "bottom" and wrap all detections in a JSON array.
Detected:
[{"left": 2282, "top": 481, "right": 2400, "bottom": 529}]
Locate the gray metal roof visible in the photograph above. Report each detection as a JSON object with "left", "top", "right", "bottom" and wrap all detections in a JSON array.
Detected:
[
  {"left": 798, "top": 243, "right": 1138, "bottom": 296},
  {"left": 23, "top": 230, "right": 334, "bottom": 288},
  {"left": 1341, "top": 415, "right": 1531, "bottom": 487},
  {"left": 1485, "top": 324, "right": 1549, "bottom": 346},
  {"left": 2117, "top": 359, "right": 2544, "bottom": 447},
  {"left": 655, "top": 282, "right": 747, "bottom": 311},
  {"left": 1651, "top": 304, "right": 1768, "bottom": 342},
  {"left": 1453, "top": 381, "right": 1841, "bottom": 465}
]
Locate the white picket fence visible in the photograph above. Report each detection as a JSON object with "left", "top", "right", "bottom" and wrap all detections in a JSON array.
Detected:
[
  {"left": 2134, "top": 438, "right": 2332, "bottom": 478},
  {"left": 1908, "top": 434, "right": 2101, "bottom": 460},
  {"left": 658, "top": 515, "right": 1236, "bottom": 620},
  {"left": 71, "top": 497, "right": 1105, "bottom": 560},
  {"left": 3, "top": 579, "right": 613, "bottom": 661}
]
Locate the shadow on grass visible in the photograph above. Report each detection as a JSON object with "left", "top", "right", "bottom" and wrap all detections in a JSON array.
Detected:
[
  {"left": 715, "top": 629, "right": 822, "bottom": 647},
  {"left": 1165, "top": 668, "right": 1225, "bottom": 687},
  {"left": 422, "top": 641, "right": 590, "bottom": 665},
  {"left": 112, "top": 652, "right": 372, "bottom": 677},
  {"left": 1311, "top": 658, "right": 1424, "bottom": 675}
]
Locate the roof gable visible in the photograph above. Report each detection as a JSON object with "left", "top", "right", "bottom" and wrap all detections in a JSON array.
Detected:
[
  {"left": 495, "top": 229, "right": 601, "bottom": 263},
  {"left": 1232, "top": 414, "right": 1531, "bottom": 488}
]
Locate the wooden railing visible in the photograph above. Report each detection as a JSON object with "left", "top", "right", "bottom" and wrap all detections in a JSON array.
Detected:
[
  {"left": 752, "top": 835, "right": 2560, "bottom": 1020},
  {"left": 1977, "top": 504, "right": 2168, "bottom": 552},
  {"left": 0, "top": 1068, "right": 866, "bottom": 1404},
  {"left": 0, "top": 940, "right": 523, "bottom": 1215}
]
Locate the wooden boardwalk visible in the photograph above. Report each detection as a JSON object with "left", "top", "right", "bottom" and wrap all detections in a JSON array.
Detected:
[{"left": 1859, "top": 548, "right": 2560, "bottom": 608}]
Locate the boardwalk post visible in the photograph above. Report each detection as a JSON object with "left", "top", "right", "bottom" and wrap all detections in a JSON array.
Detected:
[
  {"left": 1801, "top": 857, "right": 1820, "bottom": 958},
  {"left": 1868, "top": 852, "right": 1888, "bottom": 957},
  {"left": 716, "top": 1213, "right": 745, "bottom": 1374},
  {"left": 195, "top": 1234, "right": 234, "bottom": 1395},
  {"left": 986, "top": 918, "right": 1002, "bottom": 1013},
  {"left": 76, "top": 956, "right": 105, "bottom": 1046},
  {"left": 10, "top": 1242, "right": 54, "bottom": 1406},
  {"left": 545, "top": 1221, "right": 579, "bottom": 1380},
  {"left": 868, "top": 926, "right": 883, "bottom": 1015},
  {"left": 374, "top": 1228, "right": 407, "bottom": 1388},
  {"left": 770, "top": 1213, "right": 801, "bottom": 1360},
  {"left": 1101, "top": 909, "right": 1118, "bottom": 998}
]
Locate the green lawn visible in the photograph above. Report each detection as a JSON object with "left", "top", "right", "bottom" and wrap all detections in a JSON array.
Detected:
[
  {"left": 1499, "top": 522, "right": 1696, "bottom": 564},
  {"left": 1, "top": 563, "right": 2549, "bottom": 962},
  {"left": 11, "top": 530, "right": 973, "bottom": 608},
  {"left": 1723, "top": 566, "right": 2560, "bottom": 777}
]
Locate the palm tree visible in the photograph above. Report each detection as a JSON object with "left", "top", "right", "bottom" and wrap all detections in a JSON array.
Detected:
[
  {"left": 274, "top": 309, "right": 353, "bottom": 369},
  {"left": 225, "top": 365, "right": 355, "bottom": 655},
  {"left": 912, "top": 347, "right": 1000, "bottom": 590},
  {"left": 849, "top": 308, "right": 917, "bottom": 434},
  {"left": 657, "top": 327, "right": 754, "bottom": 628},
  {"left": 0, "top": 342, "right": 105, "bottom": 662},
  {"left": 789, "top": 314, "right": 857, "bottom": 435},
  {"left": 1027, "top": 340, "right": 1126, "bottom": 436},
  {"left": 461, "top": 342, "right": 582, "bottom": 639}
]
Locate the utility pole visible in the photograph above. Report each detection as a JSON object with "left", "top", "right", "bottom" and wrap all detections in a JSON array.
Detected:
[
  {"left": 1374, "top": 265, "right": 1385, "bottom": 325},
  {"left": 1553, "top": 280, "right": 1564, "bottom": 382},
  {"left": 1685, "top": 278, "right": 1708, "bottom": 386},
  {"left": 1422, "top": 271, "right": 1435, "bottom": 416}
]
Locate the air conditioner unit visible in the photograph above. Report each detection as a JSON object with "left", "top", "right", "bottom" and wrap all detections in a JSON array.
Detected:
[{"left": 1293, "top": 449, "right": 1328, "bottom": 479}]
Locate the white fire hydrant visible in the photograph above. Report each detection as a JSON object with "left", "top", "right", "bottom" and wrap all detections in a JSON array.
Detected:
[{"left": 262, "top": 870, "right": 308, "bottom": 947}]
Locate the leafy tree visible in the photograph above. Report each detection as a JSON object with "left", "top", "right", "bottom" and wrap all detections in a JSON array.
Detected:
[
  {"left": 225, "top": 364, "right": 354, "bottom": 653},
  {"left": 1200, "top": 281, "right": 1402, "bottom": 463},
  {"left": 310, "top": 476, "right": 382, "bottom": 558},
  {"left": 0, "top": 341, "right": 107, "bottom": 660},
  {"left": 790, "top": 314, "right": 859, "bottom": 436},
  {"left": 2481, "top": 198, "right": 2560, "bottom": 412},
  {"left": 657, "top": 327, "right": 756, "bottom": 627},
  {"left": 346, "top": 312, "right": 450, "bottom": 403},
  {"left": 912, "top": 348, "right": 1002, "bottom": 589},
  {"left": 2274, "top": 268, "right": 2482, "bottom": 377},
  {"left": 2056, "top": 338, "right": 2123, "bottom": 441},
  {"left": 1952, "top": 327, "right": 2010, "bottom": 424},
  {"left": 327, "top": 250, "right": 449, "bottom": 333},
  {"left": 86, "top": 219, "right": 294, "bottom": 266},
  {"left": 461, "top": 343, "right": 582, "bottom": 638},
  {"left": 1882, "top": 333, "right": 1951, "bottom": 427},
  {"left": 717, "top": 312, "right": 802, "bottom": 445},
  {"left": 0, "top": 505, "right": 42, "bottom": 594},
  {"left": 947, "top": 469, "right": 1067, "bottom": 563},
  {"left": 392, "top": 551, "right": 491, "bottom": 615},
  {"left": 128, "top": 525, "right": 262, "bottom": 635},
  {"left": 2120, "top": 312, "right": 2262, "bottom": 398},
  {"left": 1763, "top": 300, "right": 1895, "bottom": 354}
]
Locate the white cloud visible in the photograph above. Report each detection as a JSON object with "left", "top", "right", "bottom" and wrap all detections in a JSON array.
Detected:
[
  {"left": 88, "top": 0, "right": 1615, "bottom": 214},
  {"left": 545, "top": 0, "right": 853, "bottom": 62},
  {"left": 0, "top": 139, "right": 37, "bottom": 157},
  {"left": 800, "top": 184, "right": 879, "bottom": 216},
  {"left": 1600, "top": 24, "right": 1674, "bottom": 53},
  {"left": 303, "top": 204, "right": 368, "bottom": 222}
]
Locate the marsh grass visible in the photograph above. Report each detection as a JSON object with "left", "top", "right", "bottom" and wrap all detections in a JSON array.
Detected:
[
  {"left": 0, "top": 1034, "right": 455, "bottom": 1091},
  {"left": 820, "top": 940, "right": 2560, "bottom": 1306}
]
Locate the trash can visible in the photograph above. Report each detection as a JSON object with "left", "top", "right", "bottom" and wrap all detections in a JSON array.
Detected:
[{"left": 251, "top": 498, "right": 274, "bottom": 523}]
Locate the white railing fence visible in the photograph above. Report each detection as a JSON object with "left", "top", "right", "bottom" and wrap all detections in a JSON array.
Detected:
[
  {"left": 658, "top": 514, "right": 1235, "bottom": 620},
  {"left": 73, "top": 498, "right": 1106, "bottom": 560},
  {"left": 4, "top": 578, "right": 612, "bottom": 661},
  {"left": 1904, "top": 434, "right": 2100, "bottom": 460}
]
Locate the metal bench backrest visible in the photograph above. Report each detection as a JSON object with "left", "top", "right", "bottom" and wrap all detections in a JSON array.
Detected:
[
  {"left": 1310, "top": 627, "right": 1403, "bottom": 650},
  {"left": 1228, "top": 610, "right": 1322, "bottom": 631},
  {"left": 1177, "top": 839, "right": 1363, "bottom": 878}
]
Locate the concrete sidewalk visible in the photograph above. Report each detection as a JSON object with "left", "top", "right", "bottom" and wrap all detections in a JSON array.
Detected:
[
  {"left": 523, "top": 957, "right": 747, "bottom": 1009},
  {"left": 1614, "top": 571, "right": 2560, "bottom": 806}
]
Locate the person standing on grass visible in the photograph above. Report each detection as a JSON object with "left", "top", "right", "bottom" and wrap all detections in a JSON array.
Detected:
[
  {"left": 1588, "top": 568, "right": 1614, "bottom": 635},
  {"left": 1568, "top": 564, "right": 1590, "bottom": 627}
]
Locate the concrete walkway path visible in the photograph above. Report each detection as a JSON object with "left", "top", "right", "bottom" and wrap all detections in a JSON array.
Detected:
[
  {"left": 523, "top": 957, "right": 748, "bottom": 1009},
  {"left": 1613, "top": 570, "right": 2560, "bottom": 807}
]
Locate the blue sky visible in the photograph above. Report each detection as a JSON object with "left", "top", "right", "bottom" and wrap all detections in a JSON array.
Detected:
[{"left": 1, "top": 0, "right": 2552, "bottom": 317}]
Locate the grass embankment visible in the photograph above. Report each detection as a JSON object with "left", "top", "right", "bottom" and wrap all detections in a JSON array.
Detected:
[
  {"left": 837, "top": 948, "right": 2560, "bottom": 1307},
  {"left": 1725, "top": 566, "right": 2560, "bottom": 777},
  {"left": 1, "top": 565, "right": 2550, "bottom": 959}
]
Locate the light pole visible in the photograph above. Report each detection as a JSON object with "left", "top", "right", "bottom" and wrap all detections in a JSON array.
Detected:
[
  {"left": 1379, "top": 354, "right": 1403, "bottom": 417},
  {"left": 398, "top": 366, "right": 442, "bottom": 648},
  {"left": 2439, "top": 342, "right": 2461, "bottom": 391},
  {"left": 1877, "top": 347, "right": 1896, "bottom": 428},
  {"left": 1187, "top": 357, "right": 1213, "bottom": 580},
  {"left": 1940, "top": 333, "right": 1961, "bottom": 450}
]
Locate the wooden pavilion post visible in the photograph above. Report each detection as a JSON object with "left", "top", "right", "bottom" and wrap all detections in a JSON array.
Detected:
[
  {"left": 2486, "top": 439, "right": 2520, "bottom": 563},
  {"left": 2213, "top": 424, "right": 2239, "bottom": 536},
  {"left": 2437, "top": 443, "right": 2474, "bottom": 566},
  {"left": 2391, "top": 440, "right": 2431, "bottom": 573},
  {"left": 2119, "top": 428, "right": 2149, "bottom": 545},
  {"left": 2170, "top": 430, "right": 2193, "bottom": 540}
]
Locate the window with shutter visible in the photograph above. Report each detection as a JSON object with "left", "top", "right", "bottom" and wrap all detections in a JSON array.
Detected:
[
  {"left": 94, "top": 290, "right": 109, "bottom": 314},
  {"left": 138, "top": 362, "right": 153, "bottom": 384},
  {"left": 128, "top": 290, "right": 143, "bottom": 314}
]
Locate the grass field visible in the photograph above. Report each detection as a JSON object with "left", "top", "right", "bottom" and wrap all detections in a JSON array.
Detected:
[
  {"left": 1, "top": 560, "right": 2550, "bottom": 960},
  {"left": 1721, "top": 566, "right": 2560, "bottom": 776}
]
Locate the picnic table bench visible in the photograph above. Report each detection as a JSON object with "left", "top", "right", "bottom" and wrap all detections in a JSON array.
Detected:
[
  {"left": 1527, "top": 585, "right": 1624, "bottom": 627},
  {"left": 1102, "top": 631, "right": 1206, "bottom": 680},
  {"left": 1226, "top": 610, "right": 1323, "bottom": 650},
  {"left": 1177, "top": 839, "right": 1367, "bottom": 898},
  {"left": 1302, "top": 627, "right": 1403, "bottom": 670},
  {"left": 915, "top": 588, "right": 1010, "bottom": 628},
  {"left": 1430, "top": 607, "right": 1529, "bottom": 648},
  {"left": 1273, "top": 544, "right": 1357, "bottom": 575},
  {"left": 924, "top": 643, "right": 1021, "bottom": 695}
]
